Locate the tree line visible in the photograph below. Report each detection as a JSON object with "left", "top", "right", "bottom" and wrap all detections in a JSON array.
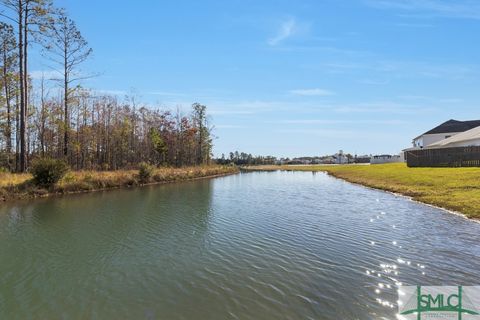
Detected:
[
  {"left": 216, "top": 151, "right": 277, "bottom": 166},
  {"left": 0, "top": 0, "right": 212, "bottom": 172}
]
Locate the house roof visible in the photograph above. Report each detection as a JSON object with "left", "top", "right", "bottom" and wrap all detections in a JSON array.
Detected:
[
  {"left": 425, "top": 119, "right": 480, "bottom": 135},
  {"left": 413, "top": 119, "right": 480, "bottom": 140},
  {"left": 426, "top": 125, "right": 480, "bottom": 149}
]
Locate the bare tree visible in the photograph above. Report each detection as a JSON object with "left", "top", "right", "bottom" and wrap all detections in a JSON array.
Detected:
[
  {"left": 45, "top": 10, "right": 92, "bottom": 158},
  {"left": 192, "top": 102, "right": 212, "bottom": 165},
  {"left": 0, "top": 22, "right": 17, "bottom": 165},
  {"left": 1, "top": 0, "right": 52, "bottom": 171},
  {"left": 1, "top": 0, "right": 26, "bottom": 171},
  {"left": 0, "top": 4, "right": 218, "bottom": 172}
]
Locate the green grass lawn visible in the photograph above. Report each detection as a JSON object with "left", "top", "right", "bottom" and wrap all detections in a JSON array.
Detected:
[{"left": 246, "top": 163, "right": 480, "bottom": 219}]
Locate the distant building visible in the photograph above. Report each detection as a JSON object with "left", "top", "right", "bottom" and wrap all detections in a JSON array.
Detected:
[
  {"left": 321, "top": 156, "right": 336, "bottom": 164},
  {"left": 289, "top": 157, "right": 323, "bottom": 165},
  {"left": 371, "top": 154, "right": 403, "bottom": 165},
  {"left": 334, "top": 152, "right": 348, "bottom": 164},
  {"left": 412, "top": 119, "right": 480, "bottom": 149},
  {"left": 354, "top": 155, "right": 371, "bottom": 164},
  {"left": 275, "top": 158, "right": 289, "bottom": 165}
]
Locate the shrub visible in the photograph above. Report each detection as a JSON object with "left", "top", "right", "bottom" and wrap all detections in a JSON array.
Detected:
[
  {"left": 138, "top": 162, "right": 154, "bottom": 184},
  {"left": 31, "top": 158, "right": 70, "bottom": 187}
]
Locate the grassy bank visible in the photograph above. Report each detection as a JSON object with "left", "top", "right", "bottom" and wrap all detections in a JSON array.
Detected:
[
  {"left": 245, "top": 163, "right": 480, "bottom": 219},
  {"left": 0, "top": 165, "right": 238, "bottom": 202}
]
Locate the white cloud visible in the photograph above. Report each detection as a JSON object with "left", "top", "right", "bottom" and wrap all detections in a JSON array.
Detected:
[
  {"left": 95, "top": 89, "right": 127, "bottom": 96},
  {"left": 333, "top": 101, "right": 435, "bottom": 115},
  {"left": 395, "top": 22, "right": 435, "bottom": 28},
  {"left": 209, "top": 100, "right": 281, "bottom": 115},
  {"left": 30, "top": 70, "right": 62, "bottom": 80},
  {"left": 146, "top": 91, "right": 185, "bottom": 97},
  {"left": 271, "top": 119, "right": 407, "bottom": 125},
  {"left": 320, "top": 60, "right": 477, "bottom": 80},
  {"left": 268, "top": 18, "right": 297, "bottom": 46},
  {"left": 358, "top": 78, "right": 390, "bottom": 85},
  {"left": 215, "top": 124, "right": 247, "bottom": 129},
  {"left": 398, "top": 95, "right": 464, "bottom": 104},
  {"left": 290, "top": 88, "right": 334, "bottom": 96}
]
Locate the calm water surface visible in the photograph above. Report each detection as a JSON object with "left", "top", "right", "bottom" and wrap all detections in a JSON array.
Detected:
[{"left": 0, "top": 171, "right": 479, "bottom": 319}]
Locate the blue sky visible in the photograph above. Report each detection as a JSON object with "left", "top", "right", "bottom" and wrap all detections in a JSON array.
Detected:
[{"left": 32, "top": 0, "right": 480, "bottom": 157}]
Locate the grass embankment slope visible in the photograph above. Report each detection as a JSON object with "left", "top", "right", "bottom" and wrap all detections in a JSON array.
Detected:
[
  {"left": 0, "top": 166, "right": 238, "bottom": 202},
  {"left": 246, "top": 163, "right": 480, "bottom": 219}
]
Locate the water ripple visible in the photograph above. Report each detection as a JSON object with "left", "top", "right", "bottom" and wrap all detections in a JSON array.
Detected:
[{"left": 0, "top": 171, "right": 479, "bottom": 319}]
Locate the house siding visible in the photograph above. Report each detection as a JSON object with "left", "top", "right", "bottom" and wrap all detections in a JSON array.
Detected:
[{"left": 413, "top": 132, "right": 461, "bottom": 148}]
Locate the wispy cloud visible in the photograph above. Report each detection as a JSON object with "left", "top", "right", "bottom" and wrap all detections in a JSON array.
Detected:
[
  {"left": 268, "top": 18, "right": 298, "bottom": 46},
  {"left": 95, "top": 89, "right": 127, "bottom": 96},
  {"left": 357, "top": 78, "right": 390, "bottom": 85},
  {"left": 206, "top": 98, "right": 435, "bottom": 117},
  {"left": 30, "top": 70, "right": 62, "bottom": 80},
  {"left": 395, "top": 22, "right": 435, "bottom": 28},
  {"left": 146, "top": 91, "right": 186, "bottom": 97},
  {"left": 208, "top": 100, "right": 283, "bottom": 115},
  {"left": 290, "top": 88, "right": 335, "bottom": 96},
  {"left": 272, "top": 45, "right": 370, "bottom": 58},
  {"left": 365, "top": 0, "right": 480, "bottom": 19},
  {"left": 319, "top": 60, "right": 477, "bottom": 80},
  {"left": 274, "top": 128, "right": 404, "bottom": 141},
  {"left": 398, "top": 95, "right": 464, "bottom": 104},
  {"left": 215, "top": 124, "right": 247, "bottom": 129},
  {"left": 271, "top": 119, "right": 407, "bottom": 125},
  {"left": 333, "top": 101, "right": 435, "bottom": 115}
]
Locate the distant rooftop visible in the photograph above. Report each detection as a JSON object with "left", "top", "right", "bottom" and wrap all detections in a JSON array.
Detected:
[{"left": 423, "top": 119, "right": 480, "bottom": 135}]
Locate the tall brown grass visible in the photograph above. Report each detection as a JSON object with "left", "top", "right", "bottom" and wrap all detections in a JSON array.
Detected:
[{"left": 0, "top": 165, "right": 238, "bottom": 202}]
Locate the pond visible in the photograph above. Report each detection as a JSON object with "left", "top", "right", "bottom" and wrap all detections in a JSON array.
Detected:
[{"left": 0, "top": 171, "right": 479, "bottom": 319}]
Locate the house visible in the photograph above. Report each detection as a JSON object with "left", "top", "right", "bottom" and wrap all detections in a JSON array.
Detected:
[
  {"left": 412, "top": 119, "right": 480, "bottom": 148},
  {"left": 354, "top": 155, "right": 371, "bottom": 164},
  {"left": 320, "top": 156, "right": 336, "bottom": 164},
  {"left": 333, "top": 152, "right": 348, "bottom": 164},
  {"left": 405, "top": 121, "right": 480, "bottom": 167},
  {"left": 370, "top": 154, "right": 403, "bottom": 165},
  {"left": 425, "top": 125, "right": 480, "bottom": 149}
]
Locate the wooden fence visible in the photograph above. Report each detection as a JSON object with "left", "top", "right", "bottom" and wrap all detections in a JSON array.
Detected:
[{"left": 406, "top": 146, "right": 480, "bottom": 167}]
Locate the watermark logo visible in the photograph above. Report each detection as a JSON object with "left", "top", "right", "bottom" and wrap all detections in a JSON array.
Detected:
[{"left": 398, "top": 286, "right": 480, "bottom": 319}]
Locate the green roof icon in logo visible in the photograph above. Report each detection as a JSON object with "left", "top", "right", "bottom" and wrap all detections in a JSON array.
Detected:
[{"left": 400, "top": 286, "right": 480, "bottom": 320}]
